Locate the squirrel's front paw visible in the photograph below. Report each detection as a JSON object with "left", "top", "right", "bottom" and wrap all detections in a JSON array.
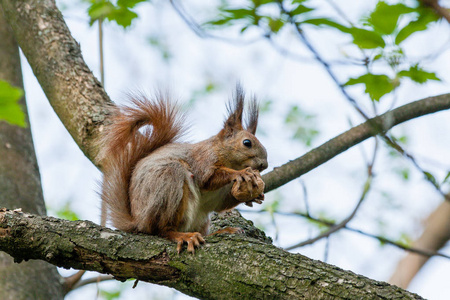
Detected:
[{"left": 231, "top": 168, "right": 265, "bottom": 202}]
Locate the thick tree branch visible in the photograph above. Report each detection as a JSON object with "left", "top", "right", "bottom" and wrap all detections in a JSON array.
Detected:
[
  {"left": 0, "top": 0, "right": 111, "bottom": 162},
  {"left": 263, "top": 94, "right": 450, "bottom": 192},
  {"left": 0, "top": 5, "right": 64, "bottom": 299},
  {"left": 0, "top": 209, "right": 423, "bottom": 299},
  {"left": 389, "top": 200, "right": 450, "bottom": 288}
]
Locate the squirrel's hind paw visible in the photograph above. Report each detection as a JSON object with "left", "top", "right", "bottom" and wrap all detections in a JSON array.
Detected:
[{"left": 166, "top": 231, "right": 205, "bottom": 254}]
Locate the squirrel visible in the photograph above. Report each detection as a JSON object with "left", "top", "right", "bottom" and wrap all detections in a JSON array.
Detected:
[{"left": 96, "top": 85, "right": 268, "bottom": 253}]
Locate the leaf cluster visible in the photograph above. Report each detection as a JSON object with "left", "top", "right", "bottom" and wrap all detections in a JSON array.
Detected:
[
  {"left": 87, "top": 0, "right": 147, "bottom": 28},
  {"left": 206, "top": 1, "right": 442, "bottom": 101}
]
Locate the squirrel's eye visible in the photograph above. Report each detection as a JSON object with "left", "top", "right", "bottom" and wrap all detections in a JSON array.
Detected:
[{"left": 243, "top": 139, "right": 252, "bottom": 148}]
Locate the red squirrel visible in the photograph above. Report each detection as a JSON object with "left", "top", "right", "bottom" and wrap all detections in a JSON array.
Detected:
[{"left": 96, "top": 86, "right": 268, "bottom": 253}]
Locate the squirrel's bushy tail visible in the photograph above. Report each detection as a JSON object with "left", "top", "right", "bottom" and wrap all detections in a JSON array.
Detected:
[{"left": 97, "top": 93, "right": 185, "bottom": 231}]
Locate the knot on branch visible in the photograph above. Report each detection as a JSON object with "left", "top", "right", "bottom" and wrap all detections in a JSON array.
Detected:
[{"left": 210, "top": 210, "right": 273, "bottom": 244}]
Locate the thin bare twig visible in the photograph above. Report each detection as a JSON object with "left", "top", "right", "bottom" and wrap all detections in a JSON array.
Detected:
[
  {"left": 285, "top": 174, "right": 372, "bottom": 250},
  {"left": 71, "top": 275, "right": 115, "bottom": 291},
  {"left": 169, "top": 0, "right": 262, "bottom": 44},
  {"left": 239, "top": 209, "right": 450, "bottom": 260},
  {"left": 299, "top": 180, "right": 310, "bottom": 217}
]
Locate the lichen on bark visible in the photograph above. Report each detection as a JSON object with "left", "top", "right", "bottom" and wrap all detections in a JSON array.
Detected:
[{"left": 0, "top": 209, "right": 424, "bottom": 299}]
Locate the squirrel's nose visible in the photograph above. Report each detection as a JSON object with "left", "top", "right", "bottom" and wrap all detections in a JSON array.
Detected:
[{"left": 258, "top": 161, "right": 268, "bottom": 171}]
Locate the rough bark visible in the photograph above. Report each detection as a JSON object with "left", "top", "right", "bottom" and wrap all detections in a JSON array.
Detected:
[
  {"left": 0, "top": 0, "right": 111, "bottom": 163},
  {"left": 0, "top": 6, "right": 63, "bottom": 299},
  {"left": 0, "top": 209, "right": 424, "bottom": 300},
  {"left": 389, "top": 199, "right": 450, "bottom": 288}
]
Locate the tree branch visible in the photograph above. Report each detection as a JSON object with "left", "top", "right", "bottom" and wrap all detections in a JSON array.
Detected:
[
  {"left": 0, "top": 5, "right": 64, "bottom": 299},
  {"left": 263, "top": 93, "right": 450, "bottom": 192},
  {"left": 240, "top": 209, "right": 450, "bottom": 260},
  {"left": 286, "top": 175, "right": 372, "bottom": 250},
  {"left": 0, "top": 208, "right": 424, "bottom": 299},
  {"left": 0, "top": 0, "right": 111, "bottom": 162},
  {"left": 389, "top": 200, "right": 450, "bottom": 288}
]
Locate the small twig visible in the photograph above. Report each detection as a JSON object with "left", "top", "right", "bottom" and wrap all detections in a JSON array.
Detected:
[
  {"left": 98, "top": 18, "right": 105, "bottom": 87},
  {"left": 420, "top": 0, "right": 450, "bottom": 24},
  {"left": 299, "top": 180, "right": 310, "bottom": 217},
  {"left": 286, "top": 137, "right": 376, "bottom": 250},
  {"left": 383, "top": 135, "right": 450, "bottom": 202},
  {"left": 266, "top": 35, "right": 364, "bottom": 65},
  {"left": 285, "top": 174, "right": 372, "bottom": 250},
  {"left": 71, "top": 275, "right": 115, "bottom": 291},
  {"left": 324, "top": 237, "right": 330, "bottom": 262},
  {"left": 325, "top": 0, "right": 355, "bottom": 26},
  {"left": 64, "top": 270, "right": 86, "bottom": 294},
  {"left": 239, "top": 209, "right": 450, "bottom": 259},
  {"left": 169, "top": 0, "right": 262, "bottom": 44},
  {"left": 278, "top": 3, "right": 370, "bottom": 119},
  {"left": 348, "top": 227, "right": 450, "bottom": 260}
]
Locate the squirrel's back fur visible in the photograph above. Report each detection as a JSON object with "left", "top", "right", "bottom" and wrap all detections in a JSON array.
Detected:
[{"left": 97, "top": 94, "right": 185, "bottom": 231}]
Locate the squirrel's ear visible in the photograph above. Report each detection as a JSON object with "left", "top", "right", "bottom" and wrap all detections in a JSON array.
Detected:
[
  {"left": 219, "top": 85, "right": 244, "bottom": 138},
  {"left": 246, "top": 96, "right": 258, "bottom": 135}
]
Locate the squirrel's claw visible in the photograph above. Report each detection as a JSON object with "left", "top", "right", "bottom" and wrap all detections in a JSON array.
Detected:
[{"left": 168, "top": 232, "right": 205, "bottom": 254}]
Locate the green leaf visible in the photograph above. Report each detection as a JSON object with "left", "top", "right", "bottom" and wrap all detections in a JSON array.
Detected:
[
  {"left": 395, "top": 6, "right": 439, "bottom": 44},
  {"left": 397, "top": 64, "right": 440, "bottom": 84},
  {"left": 266, "top": 17, "right": 285, "bottom": 33},
  {"left": 251, "top": 0, "right": 273, "bottom": 6},
  {"left": 99, "top": 289, "right": 122, "bottom": 300},
  {"left": 290, "top": 4, "right": 313, "bottom": 16},
  {"left": 107, "top": 7, "right": 138, "bottom": 28},
  {"left": 367, "top": 2, "right": 415, "bottom": 35},
  {"left": 117, "top": 0, "right": 146, "bottom": 9},
  {"left": 301, "top": 18, "right": 349, "bottom": 32},
  {"left": 442, "top": 172, "right": 450, "bottom": 184},
  {"left": 206, "top": 16, "right": 235, "bottom": 27},
  {"left": 88, "top": 0, "right": 143, "bottom": 28},
  {"left": 303, "top": 19, "right": 385, "bottom": 49},
  {"left": 0, "top": 81, "right": 26, "bottom": 127},
  {"left": 223, "top": 8, "right": 255, "bottom": 21},
  {"left": 206, "top": 6, "right": 257, "bottom": 29},
  {"left": 346, "top": 27, "right": 385, "bottom": 49},
  {"left": 88, "top": 1, "right": 115, "bottom": 24},
  {"left": 344, "top": 73, "right": 394, "bottom": 101},
  {"left": 423, "top": 171, "right": 439, "bottom": 188}
]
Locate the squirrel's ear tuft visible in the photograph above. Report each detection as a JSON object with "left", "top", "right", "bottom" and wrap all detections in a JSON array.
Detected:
[
  {"left": 246, "top": 96, "right": 258, "bottom": 135},
  {"left": 220, "top": 84, "right": 245, "bottom": 138}
]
